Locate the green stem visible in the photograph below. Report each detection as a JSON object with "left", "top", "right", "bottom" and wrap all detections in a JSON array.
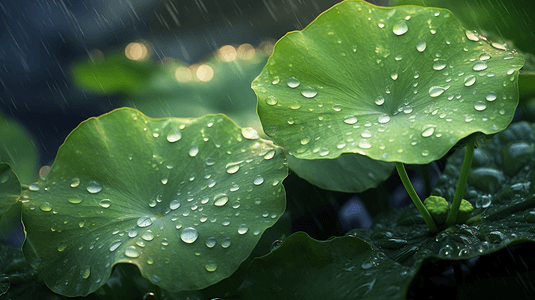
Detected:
[
  {"left": 395, "top": 162, "right": 438, "bottom": 233},
  {"left": 419, "top": 164, "right": 432, "bottom": 198},
  {"left": 21, "top": 184, "right": 30, "bottom": 190},
  {"left": 445, "top": 135, "right": 476, "bottom": 227}
]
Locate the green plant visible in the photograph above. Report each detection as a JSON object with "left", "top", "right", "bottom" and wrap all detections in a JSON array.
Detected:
[{"left": 1, "top": 0, "right": 535, "bottom": 299}]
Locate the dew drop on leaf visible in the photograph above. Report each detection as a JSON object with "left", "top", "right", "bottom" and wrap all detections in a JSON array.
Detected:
[
  {"left": 253, "top": 175, "right": 264, "bottom": 185},
  {"left": 81, "top": 267, "right": 90, "bottom": 279},
  {"left": 70, "top": 178, "right": 80, "bottom": 188},
  {"left": 125, "top": 246, "right": 140, "bottom": 258},
  {"left": 392, "top": 20, "right": 408, "bottom": 35},
  {"left": 479, "top": 53, "right": 491, "bottom": 60},
  {"left": 189, "top": 145, "right": 199, "bottom": 157},
  {"left": 109, "top": 240, "right": 122, "bottom": 252},
  {"left": 465, "top": 30, "right": 479, "bottom": 41},
  {"left": 473, "top": 61, "right": 488, "bottom": 71},
  {"left": 429, "top": 86, "right": 445, "bottom": 97},
  {"left": 205, "top": 261, "right": 217, "bottom": 272},
  {"left": 421, "top": 126, "right": 435, "bottom": 137},
  {"left": 378, "top": 114, "right": 390, "bottom": 124},
  {"left": 152, "top": 275, "right": 161, "bottom": 283},
  {"left": 57, "top": 243, "right": 67, "bottom": 252},
  {"left": 241, "top": 127, "right": 259, "bottom": 139},
  {"left": 343, "top": 116, "right": 358, "bottom": 124},
  {"left": 29, "top": 183, "right": 40, "bottom": 191},
  {"left": 166, "top": 128, "right": 182, "bottom": 142},
  {"left": 474, "top": 101, "right": 487, "bottom": 111},
  {"left": 169, "top": 200, "right": 180, "bottom": 210},
  {"left": 432, "top": 59, "right": 447, "bottom": 71},
  {"left": 416, "top": 40, "right": 426, "bottom": 52},
  {"left": 180, "top": 227, "right": 198, "bottom": 244},
  {"left": 221, "top": 237, "right": 231, "bottom": 248},
  {"left": 206, "top": 237, "right": 216, "bottom": 248},
  {"left": 287, "top": 76, "right": 300, "bottom": 88},
  {"left": 137, "top": 217, "right": 153, "bottom": 228},
  {"left": 67, "top": 198, "right": 83, "bottom": 204},
  {"left": 39, "top": 202, "right": 52, "bottom": 212},
  {"left": 214, "top": 193, "right": 229, "bottom": 206},
  {"left": 87, "top": 181, "right": 102, "bottom": 194},
  {"left": 128, "top": 228, "right": 138, "bottom": 238},
  {"left": 300, "top": 86, "right": 317, "bottom": 98},
  {"left": 358, "top": 139, "right": 372, "bottom": 149},
  {"left": 226, "top": 163, "right": 240, "bottom": 174},
  {"left": 142, "top": 230, "right": 154, "bottom": 241},
  {"left": 486, "top": 91, "right": 497, "bottom": 101},
  {"left": 99, "top": 199, "right": 111, "bottom": 208},
  {"left": 464, "top": 75, "right": 476, "bottom": 86},
  {"left": 238, "top": 224, "right": 249, "bottom": 234}
]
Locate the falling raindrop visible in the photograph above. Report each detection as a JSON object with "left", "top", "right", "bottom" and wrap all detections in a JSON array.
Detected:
[
  {"left": 189, "top": 145, "right": 199, "bottom": 157},
  {"left": 87, "top": 181, "right": 103, "bottom": 194},
  {"left": 137, "top": 217, "right": 153, "bottom": 228},
  {"left": 287, "top": 76, "right": 300, "bottom": 88},
  {"left": 180, "top": 227, "right": 199, "bottom": 243},
  {"left": 393, "top": 20, "right": 408, "bottom": 35},
  {"left": 416, "top": 40, "right": 427, "bottom": 52}
]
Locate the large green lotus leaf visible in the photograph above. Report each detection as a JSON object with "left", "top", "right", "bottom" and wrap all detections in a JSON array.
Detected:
[
  {"left": 253, "top": 0, "right": 524, "bottom": 164},
  {"left": 20, "top": 108, "right": 288, "bottom": 296},
  {"left": 287, "top": 153, "right": 394, "bottom": 192},
  {"left": 0, "top": 111, "right": 39, "bottom": 184},
  {"left": 391, "top": 0, "right": 535, "bottom": 55},
  {"left": 237, "top": 231, "right": 412, "bottom": 300},
  {"left": 0, "top": 164, "right": 20, "bottom": 216}
]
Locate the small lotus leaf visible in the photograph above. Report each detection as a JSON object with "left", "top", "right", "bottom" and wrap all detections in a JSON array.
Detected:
[
  {"left": 253, "top": 0, "right": 524, "bottom": 164},
  {"left": 0, "top": 163, "right": 21, "bottom": 215},
  {"left": 21, "top": 108, "right": 287, "bottom": 296}
]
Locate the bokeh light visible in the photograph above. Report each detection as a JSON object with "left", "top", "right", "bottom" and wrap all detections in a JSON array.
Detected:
[
  {"left": 195, "top": 64, "right": 214, "bottom": 82},
  {"left": 237, "top": 43, "right": 255, "bottom": 60},
  {"left": 218, "top": 45, "right": 237, "bottom": 62},
  {"left": 125, "top": 41, "right": 151, "bottom": 61},
  {"left": 175, "top": 66, "right": 193, "bottom": 82}
]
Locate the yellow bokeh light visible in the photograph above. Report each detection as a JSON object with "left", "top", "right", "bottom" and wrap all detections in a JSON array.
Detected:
[
  {"left": 195, "top": 64, "right": 214, "bottom": 82},
  {"left": 175, "top": 66, "right": 193, "bottom": 82},
  {"left": 218, "top": 45, "right": 237, "bottom": 62},
  {"left": 260, "top": 41, "right": 275, "bottom": 55},
  {"left": 125, "top": 42, "right": 149, "bottom": 61},
  {"left": 237, "top": 43, "right": 255, "bottom": 60}
]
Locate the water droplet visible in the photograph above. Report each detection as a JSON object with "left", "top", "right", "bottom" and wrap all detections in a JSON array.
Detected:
[
  {"left": 390, "top": 72, "right": 398, "bottom": 80},
  {"left": 241, "top": 127, "right": 259, "bottom": 139},
  {"left": 67, "top": 197, "right": 83, "bottom": 204},
  {"left": 332, "top": 104, "right": 342, "bottom": 111},
  {"left": 253, "top": 175, "right": 264, "bottom": 185},
  {"left": 70, "top": 178, "right": 80, "bottom": 188},
  {"left": 473, "top": 61, "right": 487, "bottom": 71},
  {"left": 422, "top": 126, "right": 435, "bottom": 137},
  {"left": 378, "top": 22, "right": 385, "bottom": 28},
  {"left": 152, "top": 275, "right": 160, "bottom": 283},
  {"left": 81, "top": 267, "right": 90, "bottom": 279},
  {"left": 474, "top": 101, "right": 486, "bottom": 111},
  {"left": 416, "top": 40, "right": 426, "bottom": 52},
  {"left": 238, "top": 224, "right": 249, "bottom": 234},
  {"left": 287, "top": 76, "right": 300, "bottom": 88},
  {"left": 206, "top": 237, "right": 216, "bottom": 248},
  {"left": 358, "top": 139, "right": 372, "bottom": 149},
  {"left": 429, "top": 86, "right": 445, "bottom": 97},
  {"left": 87, "top": 181, "right": 102, "bottom": 194},
  {"left": 486, "top": 91, "right": 497, "bottom": 101},
  {"left": 504, "top": 53, "right": 514, "bottom": 60},
  {"left": 99, "top": 199, "right": 111, "bottom": 208},
  {"left": 39, "top": 202, "right": 52, "bottom": 212},
  {"left": 127, "top": 228, "right": 138, "bottom": 238},
  {"left": 301, "top": 86, "right": 317, "bottom": 98},
  {"left": 28, "top": 183, "right": 40, "bottom": 191},
  {"left": 137, "top": 217, "right": 153, "bottom": 228},
  {"left": 343, "top": 116, "right": 358, "bottom": 124},
  {"left": 300, "top": 136, "right": 311, "bottom": 145},
  {"left": 214, "top": 193, "right": 229, "bottom": 206},
  {"left": 465, "top": 30, "right": 479, "bottom": 41},
  {"left": 125, "top": 246, "right": 140, "bottom": 258},
  {"left": 393, "top": 20, "right": 408, "bottom": 35},
  {"left": 375, "top": 96, "right": 385, "bottom": 106},
  {"left": 161, "top": 177, "right": 168, "bottom": 185},
  {"left": 378, "top": 114, "right": 390, "bottom": 124},
  {"left": 57, "top": 243, "right": 67, "bottom": 252},
  {"left": 361, "top": 261, "right": 374, "bottom": 270},
  {"left": 205, "top": 261, "right": 217, "bottom": 272},
  {"left": 226, "top": 163, "right": 240, "bottom": 174},
  {"left": 266, "top": 96, "right": 277, "bottom": 106},
  {"left": 189, "top": 145, "right": 199, "bottom": 157},
  {"left": 464, "top": 75, "right": 476, "bottom": 86},
  {"left": 170, "top": 200, "right": 180, "bottom": 210},
  {"left": 142, "top": 230, "right": 154, "bottom": 241},
  {"left": 422, "top": 150, "right": 429, "bottom": 156},
  {"left": 479, "top": 53, "right": 491, "bottom": 60},
  {"left": 361, "top": 130, "right": 372, "bottom": 138},
  {"left": 221, "top": 237, "right": 231, "bottom": 248},
  {"left": 433, "top": 59, "right": 447, "bottom": 71},
  {"left": 109, "top": 240, "right": 122, "bottom": 251},
  {"left": 180, "top": 227, "right": 198, "bottom": 243}
]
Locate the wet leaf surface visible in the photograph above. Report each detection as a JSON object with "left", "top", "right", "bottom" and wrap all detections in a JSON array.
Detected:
[
  {"left": 0, "top": 164, "right": 21, "bottom": 216},
  {"left": 21, "top": 108, "right": 288, "bottom": 296},
  {"left": 253, "top": 0, "right": 524, "bottom": 165}
]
